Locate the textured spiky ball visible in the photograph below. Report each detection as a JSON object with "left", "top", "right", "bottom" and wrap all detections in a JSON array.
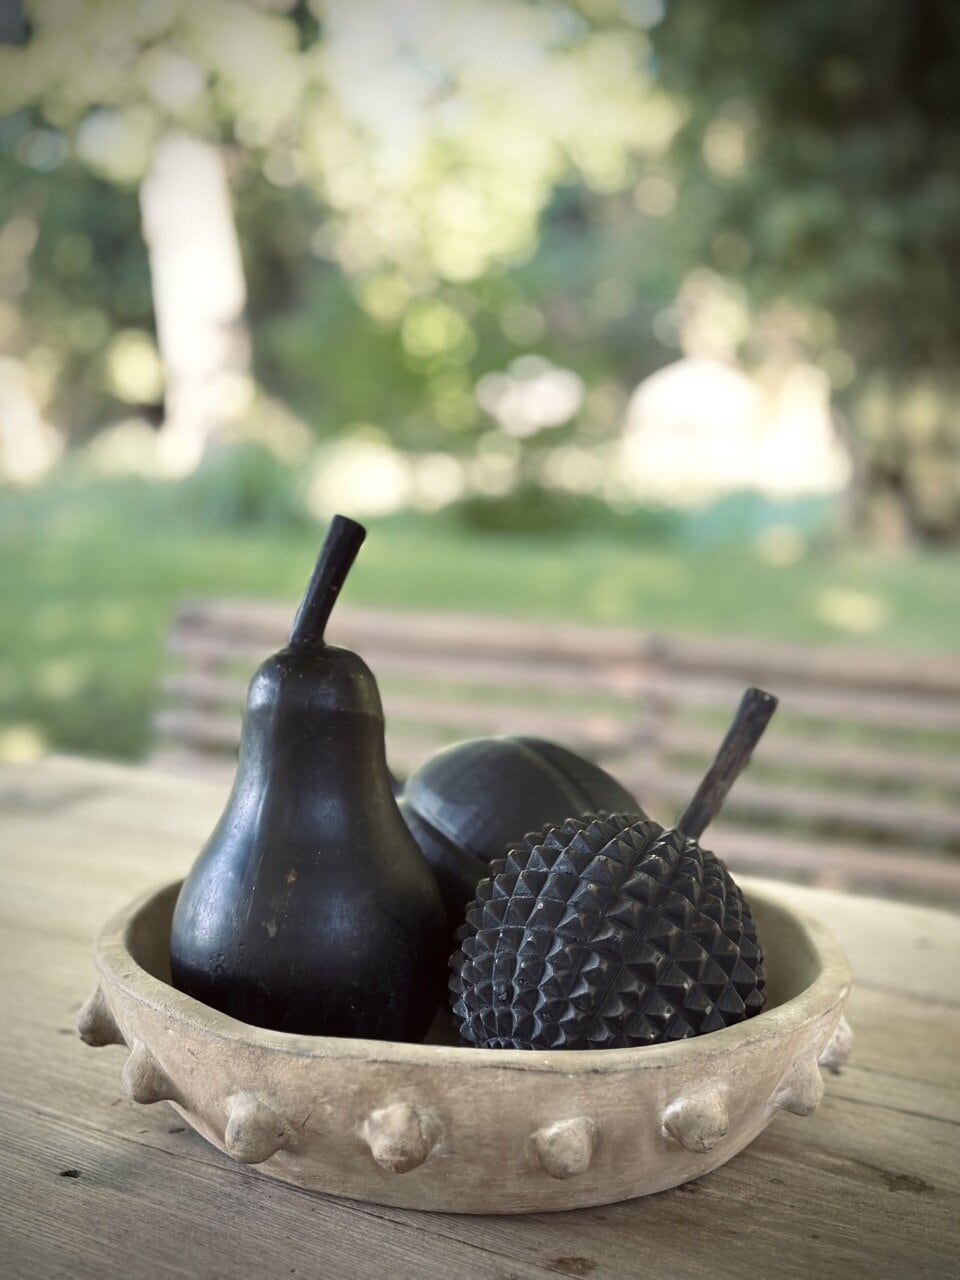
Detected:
[{"left": 450, "top": 813, "right": 765, "bottom": 1049}]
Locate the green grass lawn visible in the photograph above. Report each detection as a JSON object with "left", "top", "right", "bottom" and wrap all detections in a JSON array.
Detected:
[{"left": 2, "top": 475, "right": 958, "bottom": 760}]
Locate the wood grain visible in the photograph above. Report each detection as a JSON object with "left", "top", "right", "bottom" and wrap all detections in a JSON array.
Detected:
[{"left": 1, "top": 756, "right": 958, "bottom": 1280}]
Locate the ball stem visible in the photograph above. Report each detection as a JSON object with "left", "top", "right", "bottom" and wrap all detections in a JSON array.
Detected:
[{"left": 677, "top": 686, "right": 778, "bottom": 841}]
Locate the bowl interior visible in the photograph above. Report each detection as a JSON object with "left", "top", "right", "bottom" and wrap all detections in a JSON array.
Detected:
[{"left": 124, "top": 880, "right": 822, "bottom": 1046}]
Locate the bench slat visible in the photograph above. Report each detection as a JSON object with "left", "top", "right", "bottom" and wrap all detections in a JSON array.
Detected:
[
  {"left": 708, "top": 825, "right": 960, "bottom": 895},
  {"left": 661, "top": 631, "right": 960, "bottom": 695},
  {"left": 643, "top": 769, "right": 960, "bottom": 844},
  {"left": 153, "top": 711, "right": 487, "bottom": 783},
  {"left": 173, "top": 602, "right": 960, "bottom": 694},
  {"left": 160, "top": 674, "right": 637, "bottom": 750},
  {"left": 661, "top": 723, "right": 960, "bottom": 789},
  {"left": 643, "top": 673, "right": 960, "bottom": 733},
  {"left": 168, "top": 633, "right": 960, "bottom": 731},
  {"left": 172, "top": 603, "right": 643, "bottom": 663},
  {"left": 168, "top": 634, "right": 647, "bottom": 699}
]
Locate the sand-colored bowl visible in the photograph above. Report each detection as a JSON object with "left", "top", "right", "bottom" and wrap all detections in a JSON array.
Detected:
[{"left": 78, "top": 878, "right": 853, "bottom": 1214}]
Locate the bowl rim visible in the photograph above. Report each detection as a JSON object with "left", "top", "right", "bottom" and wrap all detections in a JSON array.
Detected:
[{"left": 95, "top": 878, "right": 852, "bottom": 1076}]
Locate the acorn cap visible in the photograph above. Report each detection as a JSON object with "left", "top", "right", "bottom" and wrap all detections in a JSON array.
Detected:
[{"left": 399, "top": 735, "right": 642, "bottom": 928}]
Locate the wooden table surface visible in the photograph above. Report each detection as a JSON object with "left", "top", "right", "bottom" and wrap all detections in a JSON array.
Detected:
[{"left": 1, "top": 756, "right": 958, "bottom": 1280}]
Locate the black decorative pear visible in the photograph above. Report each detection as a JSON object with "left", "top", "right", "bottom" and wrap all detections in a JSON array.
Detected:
[
  {"left": 170, "top": 516, "right": 447, "bottom": 1041},
  {"left": 400, "top": 736, "right": 642, "bottom": 931},
  {"left": 450, "top": 688, "right": 778, "bottom": 1050}
]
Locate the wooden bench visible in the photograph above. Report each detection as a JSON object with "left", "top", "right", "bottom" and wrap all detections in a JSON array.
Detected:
[{"left": 155, "top": 601, "right": 960, "bottom": 903}]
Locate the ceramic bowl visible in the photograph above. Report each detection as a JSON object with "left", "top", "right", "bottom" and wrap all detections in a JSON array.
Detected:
[{"left": 78, "top": 878, "right": 852, "bottom": 1214}]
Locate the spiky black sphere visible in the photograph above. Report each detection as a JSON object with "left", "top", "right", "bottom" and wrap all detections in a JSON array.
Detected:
[{"left": 450, "top": 813, "right": 765, "bottom": 1050}]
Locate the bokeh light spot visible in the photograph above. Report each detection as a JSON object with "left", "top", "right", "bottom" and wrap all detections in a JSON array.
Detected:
[
  {"left": 815, "top": 589, "right": 889, "bottom": 635},
  {"left": 0, "top": 724, "right": 47, "bottom": 763}
]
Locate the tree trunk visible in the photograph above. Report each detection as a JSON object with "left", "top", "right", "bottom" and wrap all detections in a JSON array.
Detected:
[
  {"left": 139, "top": 132, "right": 251, "bottom": 476},
  {"left": 0, "top": 357, "right": 62, "bottom": 482}
]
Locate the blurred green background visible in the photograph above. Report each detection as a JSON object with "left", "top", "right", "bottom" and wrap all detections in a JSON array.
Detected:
[{"left": 1, "top": 0, "right": 958, "bottom": 762}]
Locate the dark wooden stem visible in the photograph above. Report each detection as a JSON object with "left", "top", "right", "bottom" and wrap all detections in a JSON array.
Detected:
[
  {"left": 676, "top": 687, "right": 778, "bottom": 841},
  {"left": 288, "top": 515, "right": 366, "bottom": 649}
]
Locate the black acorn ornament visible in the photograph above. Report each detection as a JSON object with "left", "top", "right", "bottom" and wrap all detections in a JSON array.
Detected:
[
  {"left": 399, "top": 736, "right": 642, "bottom": 930},
  {"left": 450, "top": 688, "right": 777, "bottom": 1050},
  {"left": 170, "top": 515, "right": 447, "bottom": 1041}
]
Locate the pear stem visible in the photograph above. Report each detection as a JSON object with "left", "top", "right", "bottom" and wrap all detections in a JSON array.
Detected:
[
  {"left": 288, "top": 515, "right": 366, "bottom": 649},
  {"left": 676, "top": 686, "right": 778, "bottom": 841}
]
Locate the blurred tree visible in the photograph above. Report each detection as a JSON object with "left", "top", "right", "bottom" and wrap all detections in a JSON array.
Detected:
[
  {"left": 0, "top": 0, "right": 671, "bottom": 470},
  {"left": 0, "top": 0, "right": 303, "bottom": 470},
  {"left": 8, "top": 0, "right": 955, "bottom": 543},
  {"left": 650, "top": 0, "right": 960, "bottom": 542},
  {"left": 0, "top": 140, "right": 154, "bottom": 460}
]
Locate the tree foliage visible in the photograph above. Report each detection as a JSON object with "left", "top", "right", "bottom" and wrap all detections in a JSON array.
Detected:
[
  {"left": 2, "top": 0, "right": 676, "bottom": 457},
  {"left": 2, "top": 0, "right": 959, "bottom": 539},
  {"left": 1, "top": 0, "right": 666, "bottom": 283},
  {"left": 649, "top": 0, "right": 960, "bottom": 540}
]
